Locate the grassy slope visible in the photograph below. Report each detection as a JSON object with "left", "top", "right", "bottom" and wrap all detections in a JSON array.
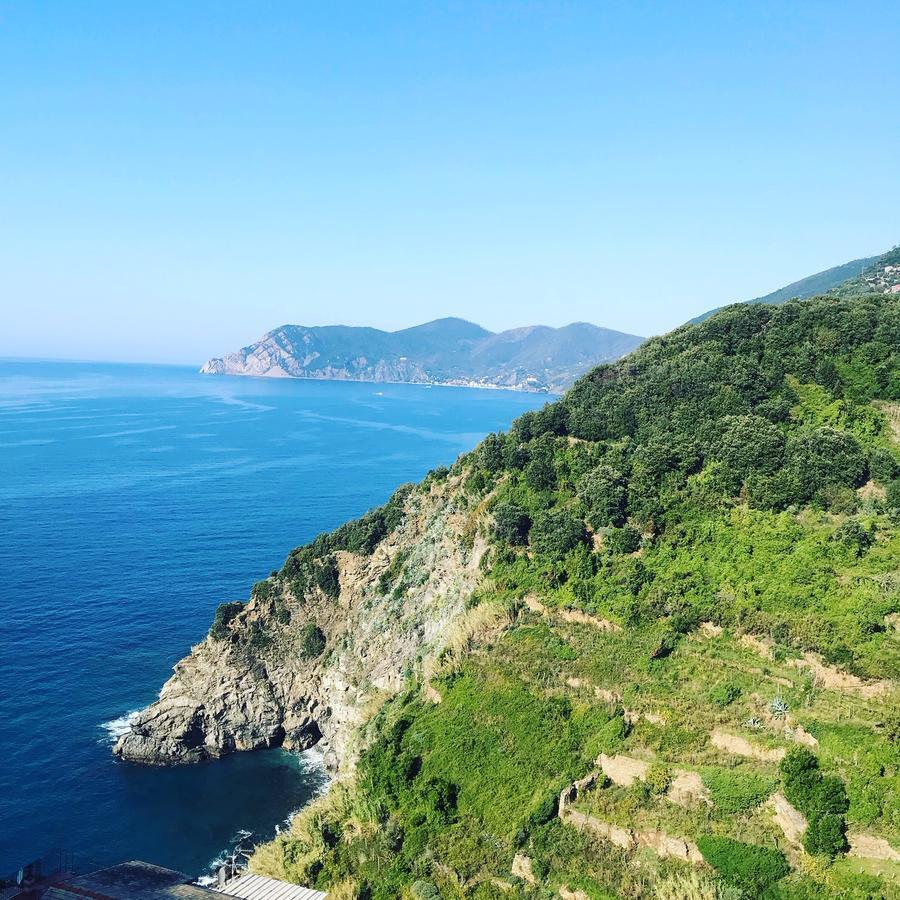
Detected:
[{"left": 250, "top": 295, "right": 900, "bottom": 899}]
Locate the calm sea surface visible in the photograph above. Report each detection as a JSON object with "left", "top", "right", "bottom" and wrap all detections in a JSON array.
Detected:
[{"left": 0, "top": 359, "right": 546, "bottom": 878}]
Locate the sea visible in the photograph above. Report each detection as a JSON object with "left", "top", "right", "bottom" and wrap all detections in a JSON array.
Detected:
[{"left": 0, "top": 359, "right": 547, "bottom": 879}]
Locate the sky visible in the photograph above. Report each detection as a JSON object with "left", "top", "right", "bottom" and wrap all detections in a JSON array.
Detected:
[{"left": 1, "top": 2, "right": 899, "bottom": 365}]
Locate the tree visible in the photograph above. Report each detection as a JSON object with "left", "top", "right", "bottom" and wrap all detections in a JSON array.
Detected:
[
  {"left": 530, "top": 508, "right": 586, "bottom": 558},
  {"left": 493, "top": 502, "right": 532, "bottom": 546},
  {"left": 785, "top": 427, "right": 867, "bottom": 503},
  {"left": 716, "top": 414, "right": 786, "bottom": 480},
  {"left": 578, "top": 465, "right": 627, "bottom": 528},
  {"left": 831, "top": 520, "right": 873, "bottom": 557},
  {"left": 605, "top": 525, "right": 641, "bottom": 554},
  {"left": 478, "top": 433, "right": 506, "bottom": 473},
  {"left": 887, "top": 478, "right": 900, "bottom": 509}
]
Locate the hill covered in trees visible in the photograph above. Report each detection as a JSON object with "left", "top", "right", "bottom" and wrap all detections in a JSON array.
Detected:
[{"left": 120, "top": 293, "right": 900, "bottom": 898}]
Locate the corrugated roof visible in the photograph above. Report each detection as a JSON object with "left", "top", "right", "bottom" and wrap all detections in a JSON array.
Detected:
[{"left": 220, "top": 873, "right": 326, "bottom": 900}]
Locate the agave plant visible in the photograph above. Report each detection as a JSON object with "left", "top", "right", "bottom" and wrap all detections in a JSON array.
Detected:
[{"left": 768, "top": 695, "right": 789, "bottom": 719}]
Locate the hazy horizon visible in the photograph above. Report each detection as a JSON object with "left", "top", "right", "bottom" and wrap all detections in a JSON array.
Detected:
[{"left": 2, "top": 3, "right": 899, "bottom": 364}]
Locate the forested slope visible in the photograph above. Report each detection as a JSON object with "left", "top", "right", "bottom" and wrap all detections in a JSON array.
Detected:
[{"left": 244, "top": 294, "right": 900, "bottom": 899}]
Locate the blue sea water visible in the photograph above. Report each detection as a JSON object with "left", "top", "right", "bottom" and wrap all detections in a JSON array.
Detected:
[{"left": 0, "top": 359, "right": 546, "bottom": 878}]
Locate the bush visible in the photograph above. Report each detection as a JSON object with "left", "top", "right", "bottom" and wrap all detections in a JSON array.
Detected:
[
  {"left": 780, "top": 748, "right": 849, "bottom": 859},
  {"left": 831, "top": 520, "right": 873, "bottom": 556},
  {"left": 314, "top": 555, "right": 341, "bottom": 599},
  {"left": 696, "top": 834, "right": 789, "bottom": 891},
  {"left": 492, "top": 502, "right": 532, "bottom": 546},
  {"left": 869, "top": 446, "right": 898, "bottom": 482},
  {"left": 785, "top": 426, "right": 867, "bottom": 503},
  {"left": 604, "top": 525, "right": 641, "bottom": 554},
  {"left": 887, "top": 478, "right": 900, "bottom": 510},
  {"left": 300, "top": 623, "right": 327, "bottom": 659},
  {"left": 645, "top": 763, "right": 672, "bottom": 795},
  {"left": 710, "top": 681, "right": 742, "bottom": 708},
  {"left": 210, "top": 601, "right": 243, "bottom": 640},
  {"left": 525, "top": 454, "right": 556, "bottom": 492},
  {"left": 477, "top": 433, "right": 506, "bottom": 473},
  {"left": 716, "top": 414, "right": 786, "bottom": 480},
  {"left": 252, "top": 579, "right": 276, "bottom": 602},
  {"left": 529, "top": 508, "right": 587, "bottom": 559},
  {"left": 578, "top": 465, "right": 627, "bottom": 528}
]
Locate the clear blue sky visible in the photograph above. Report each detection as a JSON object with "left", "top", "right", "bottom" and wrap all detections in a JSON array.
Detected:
[{"left": 2, "top": 2, "right": 898, "bottom": 364}]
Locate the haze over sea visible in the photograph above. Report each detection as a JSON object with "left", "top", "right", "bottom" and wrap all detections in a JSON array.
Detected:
[{"left": 0, "top": 359, "right": 546, "bottom": 878}]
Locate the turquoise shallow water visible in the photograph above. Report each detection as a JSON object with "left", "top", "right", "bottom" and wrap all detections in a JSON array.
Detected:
[{"left": 0, "top": 359, "right": 546, "bottom": 878}]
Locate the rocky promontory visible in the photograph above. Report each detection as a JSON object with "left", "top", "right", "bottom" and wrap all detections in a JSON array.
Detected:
[{"left": 114, "top": 471, "right": 488, "bottom": 772}]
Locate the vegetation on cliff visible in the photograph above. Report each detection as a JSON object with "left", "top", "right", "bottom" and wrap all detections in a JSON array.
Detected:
[{"left": 234, "top": 295, "right": 897, "bottom": 897}]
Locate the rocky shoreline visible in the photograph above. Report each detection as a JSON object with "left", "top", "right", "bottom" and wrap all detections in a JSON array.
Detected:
[{"left": 114, "top": 472, "right": 486, "bottom": 773}]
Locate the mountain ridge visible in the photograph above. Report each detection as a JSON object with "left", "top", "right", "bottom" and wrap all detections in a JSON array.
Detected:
[
  {"left": 689, "top": 245, "right": 899, "bottom": 324},
  {"left": 200, "top": 317, "right": 645, "bottom": 393}
]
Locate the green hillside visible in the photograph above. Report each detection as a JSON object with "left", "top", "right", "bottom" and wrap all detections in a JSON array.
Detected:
[
  {"left": 690, "top": 246, "right": 899, "bottom": 324},
  {"left": 243, "top": 293, "right": 900, "bottom": 899}
]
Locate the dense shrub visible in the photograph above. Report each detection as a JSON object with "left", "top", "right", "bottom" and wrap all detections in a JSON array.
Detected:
[
  {"left": 831, "top": 520, "right": 873, "bottom": 556},
  {"left": 645, "top": 763, "right": 672, "bottom": 795},
  {"left": 252, "top": 579, "right": 276, "bottom": 602},
  {"left": 887, "top": 478, "right": 900, "bottom": 509},
  {"left": 869, "top": 447, "right": 898, "bottom": 482},
  {"left": 786, "top": 427, "right": 868, "bottom": 503},
  {"left": 604, "top": 525, "right": 641, "bottom": 554},
  {"left": 525, "top": 453, "right": 557, "bottom": 493},
  {"left": 696, "top": 834, "right": 789, "bottom": 891},
  {"left": 578, "top": 465, "right": 627, "bottom": 528},
  {"left": 709, "top": 681, "right": 742, "bottom": 708},
  {"left": 780, "top": 748, "right": 849, "bottom": 859},
  {"left": 477, "top": 433, "right": 507, "bottom": 473},
  {"left": 300, "top": 623, "right": 327, "bottom": 659},
  {"left": 210, "top": 601, "right": 244, "bottom": 641},
  {"left": 529, "top": 508, "right": 587, "bottom": 558},
  {"left": 492, "top": 502, "right": 532, "bottom": 546},
  {"left": 314, "top": 555, "right": 341, "bottom": 599},
  {"left": 716, "top": 414, "right": 786, "bottom": 480}
]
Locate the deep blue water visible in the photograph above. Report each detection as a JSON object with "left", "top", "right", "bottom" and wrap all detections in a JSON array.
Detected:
[{"left": 0, "top": 360, "right": 546, "bottom": 878}]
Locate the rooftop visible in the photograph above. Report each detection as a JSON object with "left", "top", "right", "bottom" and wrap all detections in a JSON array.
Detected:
[
  {"left": 41, "top": 861, "right": 224, "bottom": 899},
  {"left": 218, "top": 873, "right": 326, "bottom": 900}
]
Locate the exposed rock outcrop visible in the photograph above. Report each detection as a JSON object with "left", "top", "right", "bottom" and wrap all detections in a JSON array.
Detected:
[
  {"left": 710, "top": 729, "right": 786, "bottom": 762},
  {"left": 847, "top": 832, "right": 900, "bottom": 862},
  {"left": 115, "top": 474, "right": 488, "bottom": 771},
  {"left": 768, "top": 792, "right": 808, "bottom": 846}
]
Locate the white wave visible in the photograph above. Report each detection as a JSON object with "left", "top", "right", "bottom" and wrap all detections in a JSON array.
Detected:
[{"left": 99, "top": 710, "right": 139, "bottom": 744}]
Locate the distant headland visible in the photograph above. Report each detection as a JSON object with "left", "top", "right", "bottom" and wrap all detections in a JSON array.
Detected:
[{"left": 200, "top": 317, "right": 645, "bottom": 393}]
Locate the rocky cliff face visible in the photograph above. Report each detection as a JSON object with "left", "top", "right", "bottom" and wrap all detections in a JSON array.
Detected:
[{"left": 114, "top": 473, "right": 487, "bottom": 772}]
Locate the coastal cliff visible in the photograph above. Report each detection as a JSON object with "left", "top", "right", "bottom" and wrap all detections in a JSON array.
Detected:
[{"left": 114, "top": 470, "right": 488, "bottom": 772}]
